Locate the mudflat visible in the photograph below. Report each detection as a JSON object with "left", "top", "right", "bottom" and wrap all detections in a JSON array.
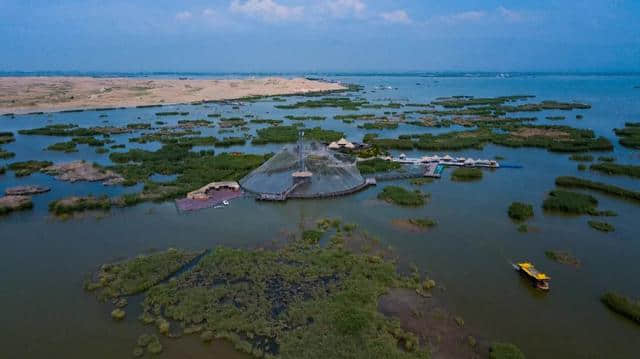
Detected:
[{"left": 0, "top": 76, "right": 346, "bottom": 115}]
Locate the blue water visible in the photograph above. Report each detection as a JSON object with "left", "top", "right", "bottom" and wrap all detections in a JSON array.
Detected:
[{"left": 1, "top": 73, "right": 639, "bottom": 359}]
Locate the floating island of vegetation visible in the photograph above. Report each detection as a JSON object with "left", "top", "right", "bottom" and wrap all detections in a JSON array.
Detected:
[
  {"left": 508, "top": 202, "right": 534, "bottom": 221},
  {"left": 587, "top": 220, "right": 615, "bottom": 232},
  {"left": 542, "top": 190, "right": 615, "bottom": 216},
  {"left": 84, "top": 222, "right": 523, "bottom": 358},
  {"left": 601, "top": 292, "right": 640, "bottom": 326},
  {"left": 545, "top": 250, "right": 580, "bottom": 267},
  {"left": 378, "top": 186, "right": 429, "bottom": 206},
  {"left": 589, "top": 162, "right": 640, "bottom": 178},
  {"left": 613, "top": 122, "right": 640, "bottom": 149},
  {"left": 451, "top": 168, "right": 483, "bottom": 181}
]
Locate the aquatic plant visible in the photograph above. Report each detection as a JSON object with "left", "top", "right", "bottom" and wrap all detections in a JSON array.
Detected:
[
  {"left": 407, "top": 218, "right": 437, "bottom": 228},
  {"left": 378, "top": 186, "right": 428, "bottom": 206},
  {"left": 601, "top": 292, "right": 640, "bottom": 325},
  {"left": 517, "top": 224, "right": 528, "bottom": 233},
  {"left": 542, "top": 190, "right": 598, "bottom": 214},
  {"left": 214, "top": 136, "right": 246, "bottom": 147},
  {"left": 613, "top": 123, "right": 640, "bottom": 149},
  {"left": 356, "top": 158, "right": 401, "bottom": 174},
  {"left": 284, "top": 115, "right": 325, "bottom": 121},
  {"left": 111, "top": 308, "right": 126, "bottom": 320},
  {"left": 545, "top": 116, "right": 565, "bottom": 121},
  {"left": 545, "top": 250, "right": 580, "bottom": 266},
  {"left": 0, "top": 131, "right": 15, "bottom": 144},
  {"left": 250, "top": 119, "right": 283, "bottom": 125},
  {"left": 252, "top": 125, "right": 343, "bottom": 145},
  {"left": 129, "top": 227, "right": 432, "bottom": 358},
  {"left": 0, "top": 148, "right": 15, "bottom": 159},
  {"left": 555, "top": 176, "right": 640, "bottom": 202},
  {"left": 156, "top": 111, "right": 189, "bottom": 116},
  {"left": 0, "top": 195, "right": 33, "bottom": 215},
  {"left": 275, "top": 96, "right": 368, "bottom": 110},
  {"left": 451, "top": 168, "right": 483, "bottom": 181},
  {"left": 597, "top": 156, "right": 615, "bottom": 162},
  {"left": 85, "top": 248, "right": 202, "bottom": 298},
  {"left": 588, "top": 220, "right": 615, "bottom": 232},
  {"left": 410, "top": 178, "right": 433, "bottom": 186},
  {"left": 219, "top": 118, "right": 248, "bottom": 128},
  {"left": 590, "top": 162, "right": 640, "bottom": 178},
  {"left": 334, "top": 114, "right": 376, "bottom": 121},
  {"left": 48, "top": 195, "right": 112, "bottom": 215},
  {"left": 490, "top": 342, "right": 526, "bottom": 359},
  {"left": 508, "top": 202, "right": 534, "bottom": 221},
  {"left": 7, "top": 160, "right": 53, "bottom": 177},
  {"left": 46, "top": 141, "right": 78, "bottom": 153},
  {"left": 569, "top": 154, "right": 593, "bottom": 162},
  {"left": 577, "top": 164, "right": 586, "bottom": 171}
]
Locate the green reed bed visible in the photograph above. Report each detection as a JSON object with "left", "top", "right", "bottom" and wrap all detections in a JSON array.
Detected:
[
  {"left": 356, "top": 158, "right": 401, "bottom": 174},
  {"left": 508, "top": 202, "right": 534, "bottom": 221},
  {"left": 545, "top": 250, "right": 580, "bottom": 266},
  {"left": 613, "top": 122, "right": 640, "bottom": 149},
  {"left": 590, "top": 162, "right": 640, "bottom": 178},
  {"left": 451, "top": 168, "right": 483, "bottom": 181},
  {"left": 7, "top": 160, "right": 53, "bottom": 177},
  {"left": 48, "top": 195, "right": 112, "bottom": 215},
  {"left": 378, "top": 186, "right": 429, "bottom": 206},
  {"left": 601, "top": 292, "right": 640, "bottom": 325},
  {"left": 555, "top": 176, "right": 640, "bottom": 202},
  {"left": 588, "top": 220, "right": 615, "bottom": 232}
]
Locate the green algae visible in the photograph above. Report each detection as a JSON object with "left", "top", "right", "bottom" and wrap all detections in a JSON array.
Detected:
[
  {"left": 601, "top": 292, "right": 640, "bottom": 325},
  {"left": 378, "top": 186, "right": 428, "bottom": 206},
  {"left": 508, "top": 202, "right": 534, "bottom": 221},
  {"left": 357, "top": 158, "right": 401, "bottom": 174},
  {"left": 451, "top": 168, "right": 483, "bottom": 181}
]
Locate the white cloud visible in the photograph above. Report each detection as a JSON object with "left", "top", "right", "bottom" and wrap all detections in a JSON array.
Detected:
[
  {"left": 176, "top": 11, "right": 193, "bottom": 21},
  {"left": 497, "top": 6, "right": 524, "bottom": 23},
  {"left": 323, "top": 0, "right": 365, "bottom": 18},
  {"left": 230, "top": 0, "right": 304, "bottom": 22},
  {"left": 202, "top": 8, "right": 216, "bottom": 17},
  {"left": 380, "top": 10, "right": 411, "bottom": 24},
  {"left": 437, "top": 10, "right": 486, "bottom": 24}
]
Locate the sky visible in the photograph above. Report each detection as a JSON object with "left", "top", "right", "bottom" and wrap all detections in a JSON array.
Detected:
[{"left": 1, "top": 0, "right": 639, "bottom": 73}]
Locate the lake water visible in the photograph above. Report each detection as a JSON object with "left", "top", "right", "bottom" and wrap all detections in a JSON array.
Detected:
[{"left": 1, "top": 73, "right": 639, "bottom": 358}]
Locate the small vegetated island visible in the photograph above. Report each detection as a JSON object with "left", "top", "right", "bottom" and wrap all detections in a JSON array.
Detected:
[
  {"left": 84, "top": 222, "right": 523, "bottom": 358},
  {"left": 378, "top": 186, "right": 429, "bottom": 206}
]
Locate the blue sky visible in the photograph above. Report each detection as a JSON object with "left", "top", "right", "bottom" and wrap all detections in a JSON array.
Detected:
[{"left": 1, "top": 0, "right": 639, "bottom": 72}]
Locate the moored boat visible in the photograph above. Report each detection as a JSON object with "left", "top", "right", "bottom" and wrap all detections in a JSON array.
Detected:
[{"left": 514, "top": 262, "right": 550, "bottom": 290}]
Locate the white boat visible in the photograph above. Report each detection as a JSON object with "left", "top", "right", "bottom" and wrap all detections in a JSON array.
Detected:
[{"left": 222, "top": 200, "right": 230, "bottom": 206}]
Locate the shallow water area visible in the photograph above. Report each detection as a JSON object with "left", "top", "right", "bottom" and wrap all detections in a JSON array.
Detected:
[{"left": 1, "top": 73, "right": 640, "bottom": 358}]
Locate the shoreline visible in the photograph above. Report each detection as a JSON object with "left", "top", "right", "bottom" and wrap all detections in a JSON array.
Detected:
[{"left": 0, "top": 76, "right": 346, "bottom": 116}]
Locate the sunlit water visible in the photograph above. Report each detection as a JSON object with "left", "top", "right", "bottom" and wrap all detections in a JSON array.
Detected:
[{"left": 1, "top": 74, "right": 639, "bottom": 358}]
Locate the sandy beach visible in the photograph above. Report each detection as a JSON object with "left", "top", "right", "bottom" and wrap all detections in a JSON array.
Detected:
[{"left": 0, "top": 77, "right": 346, "bottom": 115}]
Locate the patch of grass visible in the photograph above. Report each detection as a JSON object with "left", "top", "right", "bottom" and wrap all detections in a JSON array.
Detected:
[
  {"left": 250, "top": 119, "right": 283, "bottom": 125},
  {"left": 0, "top": 131, "right": 15, "bottom": 144},
  {"left": 588, "top": 220, "right": 615, "bottom": 232},
  {"left": 570, "top": 154, "right": 593, "bottom": 162},
  {"left": 378, "top": 186, "right": 428, "bottom": 206},
  {"left": 48, "top": 195, "right": 112, "bottom": 215},
  {"left": 252, "top": 126, "right": 343, "bottom": 145},
  {"left": 7, "top": 160, "right": 52, "bottom": 177},
  {"left": 356, "top": 158, "right": 401, "bottom": 174},
  {"left": 219, "top": 118, "right": 248, "bottom": 128},
  {"left": 542, "top": 190, "right": 598, "bottom": 214},
  {"left": 214, "top": 136, "right": 246, "bottom": 147},
  {"left": 508, "top": 202, "right": 534, "bottom": 221},
  {"left": 601, "top": 292, "right": 640, "bottom": 325},
  {"left": 334, "top": 114, "right": 376, "bottom": 121},
  {"left": 410, "top": 178, "right": 434, "bottom": 186},
  {"left": 0, "top": 148, "right": 16, "bottom": 159},
  {"left": 284, "top": 115, "right": 325, "bottom": 121},
  {"left": 590, "top": 162, "right": 640, "bottom": 178},
  {"left": 407, "top": 218, "right": 437, "bottom": 228},
  {"left": 555, "top": 176, "right": 640, "bottom": 202},
  {"left": 46, "top": 141, "right": 78, "bottom": 152},
  {"left": 358, "top": 121, "right": 398, "bottom": 130},
  {"left": 614, "top": 123, "right": 640, "bottom": 149},
  {"left": 490, "top": 342, "right": 526, "bottom": 359},
  {"left": 275, "top": 97, "right": 368, "bottom": 110},
  {"left": 451, "top": 168, "right": 483, "bottom": 181},
  {"left": 545, "top": 250, "right": 580, "bottom": 266},
  {"left": 84, "top": 248, "right": 202, "bottom": 298}
]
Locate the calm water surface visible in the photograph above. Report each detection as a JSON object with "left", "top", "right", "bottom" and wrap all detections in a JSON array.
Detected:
[{"left": 1, "top": 74, "right": 639, "bottom": 358}]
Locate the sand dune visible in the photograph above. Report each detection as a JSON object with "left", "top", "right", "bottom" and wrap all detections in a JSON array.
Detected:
[{"left": 0, "top": 76, "right": 346, "bottom": 115}]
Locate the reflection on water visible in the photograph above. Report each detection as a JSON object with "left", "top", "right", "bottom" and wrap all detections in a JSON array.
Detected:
[{"left": 1, "top": 74, "right": 640, "bottom": 358}]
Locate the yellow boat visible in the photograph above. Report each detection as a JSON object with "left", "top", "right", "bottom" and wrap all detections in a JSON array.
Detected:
[{"left": 514, "top": 262, "right": 550, "bottom": 290}]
